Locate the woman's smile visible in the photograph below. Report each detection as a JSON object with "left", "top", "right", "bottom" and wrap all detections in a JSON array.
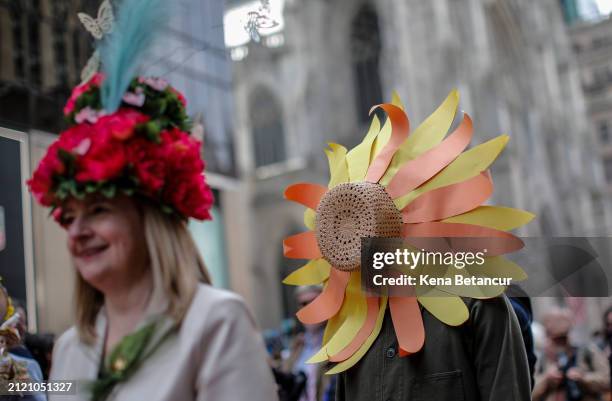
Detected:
[{"left": 74, "top": 243, "right": 109, "bottom": 260}]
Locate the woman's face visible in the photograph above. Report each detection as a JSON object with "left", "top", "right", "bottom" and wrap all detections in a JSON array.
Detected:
[{"left": 61, "top": 195, "right": 148, "bottom": 291}]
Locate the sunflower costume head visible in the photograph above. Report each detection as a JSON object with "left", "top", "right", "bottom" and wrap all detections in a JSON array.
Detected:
[{"left": 282, "top": 91, "right": 534, "bottom": 374}]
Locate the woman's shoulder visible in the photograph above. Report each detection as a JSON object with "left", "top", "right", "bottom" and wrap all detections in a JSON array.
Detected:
[
  {"left": 192, "top": 282, "right": 245, "bottom": 305},
  {"left": 182, "top": 284, "right": 258, "bottom": 334},
  {"left": 53, "top": 326, "right": 80, "bottom": 354},
  {"left": 50, "top": 326, "right": 99, "bottom": 382}
]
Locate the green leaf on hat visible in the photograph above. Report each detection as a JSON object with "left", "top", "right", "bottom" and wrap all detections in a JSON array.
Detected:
[{"left": 101, "top": 184, "right": 116, "bottom": 198}]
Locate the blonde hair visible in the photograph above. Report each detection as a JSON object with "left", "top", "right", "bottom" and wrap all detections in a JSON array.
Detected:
[{"left": 75, "top": 200, "right": 211, "bottom": 344}]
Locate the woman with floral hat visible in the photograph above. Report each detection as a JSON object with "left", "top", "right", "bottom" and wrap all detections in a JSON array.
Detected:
[{"left": 26, "top": 1, "right": 278, "bottom": 400}]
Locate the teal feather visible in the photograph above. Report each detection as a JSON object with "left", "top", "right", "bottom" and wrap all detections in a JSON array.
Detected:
[{"left": 98, "top": 0, "right": 172, "bottom": 113}]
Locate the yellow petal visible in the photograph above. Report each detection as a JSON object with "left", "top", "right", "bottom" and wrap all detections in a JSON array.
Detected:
[
  {"left": 370, "top": 92, "right": 405, "bottom": 162},
  {"left": 417, "top": 288, "right": 469, "bottom": 326},
  {"left": 321, "top": 272, "right": 367, "bottom": 357},
  {"left": 346, "top": 116, "right": 381, "bottom": 182},
  {"left": 307, "top": 271, "right": 366, "bottom": 363},
  {"left": 317, "top": 272, "right": 360, "bottom": 358},
  {"left": 325, "top": 297, "right": 388, "bottom": 375},
  {"left": 434, "top": 268, "right": 507, "bottom": 299},
  {"left": 283, "top": 259, "right": 331, "bottom": 286},
  {"left": 443, "top": 206, "right": 535, "bottom": 231},
  {"left": 391, "top": 90, "right": 405, "bottom": 111},
  {"left": 322, "top": 296, "right": 350, "bottom": 344},
  {"left": 325, "top": 143, "right": 349, "bottom": 188},
  {"left": 380, "top": 90, "right": 459, "bottom": 186},
  {"left": 468, "top": 256, "right": 528, "bottom": 281},
  {"left": 395, "top": 134, "right": 509, "bottom": 209},
  {"left": 304, "top": 208, "right": 316, "bottom": 230},
  {"left": 306, "top": 344, "right": 331, "bottom": 363}
]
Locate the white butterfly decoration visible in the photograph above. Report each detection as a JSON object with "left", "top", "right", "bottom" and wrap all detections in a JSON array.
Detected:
[
  {"left": 78, "top": 0, "right": 114, "bottom": 83},
  {"left": 77, "top": 0, "right": 114, "bottom": 40}
]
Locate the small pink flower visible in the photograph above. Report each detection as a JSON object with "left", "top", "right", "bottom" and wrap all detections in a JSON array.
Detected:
[
  {"left": 122, "top": 87, "right": 145, "bottom": 107},
  {"left": 73, "top": 138, "right": 92, "bottom": 156},
  {"left": 138, "top": 77, "right": 168, "bottom": 91},
  {"left": 75, "top": 107, "right": 105, "bottom": 124}
]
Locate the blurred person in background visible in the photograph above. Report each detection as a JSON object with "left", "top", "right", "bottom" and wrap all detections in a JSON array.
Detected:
[
  {"left": 9, "top": 299, "right": 35, "bottom": 359},
  {"left": 24, "top": 333, "right": 54, "bottom": 381},
  {"left": 281, "top": 285, "right": 335, "bottom": 401},
  {"left": 0, "top": 286, "right": 45, "bottom": 401},
  {"left": 601, "top": 306, "right": 612, "bottom": 400},
  {"left": 8, "top": 299, "right": 54, "bottom": 380},
  {"left": 533, "top": 307, "right": 609, "bottom": 401},
  {"left": 508, "top": 285, "right": 538, "bottom": 388}
]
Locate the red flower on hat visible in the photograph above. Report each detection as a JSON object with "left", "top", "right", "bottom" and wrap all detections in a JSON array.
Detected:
[
  {"left": 97, "top": 108, "right": 150, "bottom": 141},
  {"left": 27, "top": 142, "right": 64, "bottom": 206},
  {"left": 159, "top": 128, "right": 212, "bottom": 219},
  {"left": 126, "top": 137, "right": 166, "bottom": 194}
]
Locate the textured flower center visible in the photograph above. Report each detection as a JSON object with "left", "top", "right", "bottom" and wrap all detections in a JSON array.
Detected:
[{"left": 315, "top": 182, "right": 402, "bottom": 271}]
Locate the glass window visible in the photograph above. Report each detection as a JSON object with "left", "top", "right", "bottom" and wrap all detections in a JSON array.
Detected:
[
  {"left": 249, "top": 86, "right": 286, "bottom": 167},
  {"left": 603, "top": 156, "right": 612, "bottom": 182},
  {"left": 600, "top": 120, "right": 610, "bottom": 143},
  {"left": 351, "top": 4, "right": 383, "bottom": 125}
]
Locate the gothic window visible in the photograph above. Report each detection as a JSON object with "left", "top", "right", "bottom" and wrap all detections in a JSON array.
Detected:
[
  {"left": 599, "top": 120, "right": 610, "bottom": 144},
  {"left": 350, "top": 3, "right": 383, "bottom": 125},
  {"left": 249, "top": 86, "right": 286, "bottom": 167},
  {"left": 603, "top": 156, "right": 612, "bottom": 183}
]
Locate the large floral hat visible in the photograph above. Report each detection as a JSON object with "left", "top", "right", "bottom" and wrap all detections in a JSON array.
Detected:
[
  {"left": 27, "top": 0, "right": 213, "bottom": 221},
  {"left": 282, "top": 91, "right": 535, "bottom": 373}
]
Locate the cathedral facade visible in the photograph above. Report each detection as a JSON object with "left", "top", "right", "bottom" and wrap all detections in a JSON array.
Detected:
[{"left": 227, "top": 0, "right": 612, "bottom": 331}]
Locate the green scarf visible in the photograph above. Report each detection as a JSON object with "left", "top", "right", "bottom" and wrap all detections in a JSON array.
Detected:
[{"left": 89, "top": 317, "right": 177, "bottom": 401}]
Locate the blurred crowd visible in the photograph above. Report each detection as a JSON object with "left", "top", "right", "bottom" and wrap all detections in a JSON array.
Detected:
[
  {"left": 0, "top": 288, "right": 54, "bottom": 401},
  {"left": 1, "top": 281, "right": 612, "bottom": 401}
]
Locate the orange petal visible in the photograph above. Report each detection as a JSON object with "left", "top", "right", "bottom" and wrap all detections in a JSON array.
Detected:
[
  {"left": 284, "top": 183, "right": 328, "bottom": 210},
  {"left": 402, "top": 171, "right": 493, "bottom": 223},
  {"left": 402, "top": 222, "right": 524, "bottom": 256},
  {"left": 329, "top": 297, "right": 380, "bottom": 362},
  {"left": 365, "top": 104, "right": 410, "bottom": 183},
  {"left": 297, "top": 269, "right": 350, "bottom": 324},
  {"left": 386, "top": 114, "right": 473, "bottom": 200},
  {"left": 390, "top": 295, "right": 425, "bottom": 354},
  {"left": 283, "top": 231, "right": 322, "bottom": 259}
]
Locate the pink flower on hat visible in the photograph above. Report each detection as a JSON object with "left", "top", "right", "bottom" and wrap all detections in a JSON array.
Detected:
[{"left": 138, "top": 77, "right": 168, "bottom": 92}]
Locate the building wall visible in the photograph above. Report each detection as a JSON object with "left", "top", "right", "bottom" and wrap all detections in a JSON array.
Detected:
[{"left": 570, "top": 16, "right": 612, "bottom": 196}]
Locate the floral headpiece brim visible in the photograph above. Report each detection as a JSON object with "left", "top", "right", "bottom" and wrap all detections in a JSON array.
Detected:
[
  {"left": 282, "top": 90, "right": 535, "bottom": 374},
  {"left": 27, "top": 73, "right": 213, "bottom": 221}
]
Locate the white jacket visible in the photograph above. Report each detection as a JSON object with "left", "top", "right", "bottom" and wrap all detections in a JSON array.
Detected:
[{"left": 49, "top": 284, "right": 278, "bottom": 401}]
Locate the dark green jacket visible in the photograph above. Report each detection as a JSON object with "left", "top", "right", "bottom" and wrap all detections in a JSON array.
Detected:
[{"left": 335, "top": 296, "right": 531, "bottom": 401}]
